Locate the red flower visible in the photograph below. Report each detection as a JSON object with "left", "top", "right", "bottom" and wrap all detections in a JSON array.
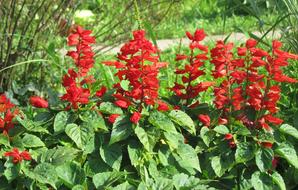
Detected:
[
  {"left": 272, "top": 157, "right": 279, "bottom": 169},
  {"left": 29, "top": 96, "right": 48, "bottom": 108},
  {"left": 96, "top": 86, "right": 107, "bottom": 97},
  {"left": 229, "top": 141, "right": 236, "bottom": 148},
  {"left": 218, "top": 117, "right": 228, "bottom": 125},
  {"left": 262, "top": 142, "right": 273, "bottom": 149},
  {"left": 198, "top": 114, "right": 210, "bottom": 126},
  {"left": 225, "top": 133, "right": 233, "bottom": 140},
  {"left": 61, "top": 86, "right": 90, "bottom": 109},
  {"left": 108, "top": 114, "right": 120, "bottom": 123},
  {"left": 157, "top": 101, "right": 169, "bottom": 111},
  {"left": 0, "top": 94, "right": 14, "bottom": 113},
  {"left": 4, "top": 148, "right": 31, "bottom": 164},
  {"left": 130, "top": 112, "right": 141, "bottom": 124}
]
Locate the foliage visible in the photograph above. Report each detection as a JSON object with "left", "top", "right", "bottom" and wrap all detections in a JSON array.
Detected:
[{"left": 0, "top": 25, "right": 297, "bottom": 190}]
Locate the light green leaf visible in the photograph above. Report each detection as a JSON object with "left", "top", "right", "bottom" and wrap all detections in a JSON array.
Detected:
[
  {"left": 16, "top": 116, "right": 49, "bottom": 133},
  {"left": 168, "top": 110, "right": 196, "bottom": 135},
  {"left": 113, "top": 181, "right": 135, "bottom": 190},
  {"left": 65, "top": 123, "right": 94, "bottom": 150},
  {"left": 120, "top": 80, "right": 130, "bottom": 91},
  {"left": 34, "top": 163, "right": 58, "bottom": 189},
  {"left": 251, "top": 171, "right": 274, "bottom": 190},
  {"left": 279, "top": 124, "right": 298, "bottom": 139},
  {"left": 80, "top": 110, "right": 108, "bottom": 132},
  {"left": 213, "top": 125, "right": 229, "bottom": 134},
  {"left": 100, "top": 144, "right": 122, "bottom": 171},
  {"left": 275, "top": 142, "right": 298, "bottom": 169},
  {"left": 272, "top": 171, "right": 286, "bottom": 190},
  {"left": 235, "top": 142, "right": 256, "bottom": 163},
  {"left": 200, "top": 126, "right": 214, "bottom": 147},
  {"left": 54, "top": 111, "right": 69, "bottom": 134},
  {"left": 39, "top": 146, "right": 79, "bottom": 165},
  {"left": 255, "top": 148, "right": 273, "bottom": 172},
  {"left": 135, "top": 126, "right": 150, "bottom": 151},
  {"left": 92, "top": 171, "right": 125, "bottom": 189},
  {"left": 148, "top": 111, "right": 177, "bottom": 134},
  {"left": 99, "top": 102, "right": 123, "bottom": 114},
  {"left": 163, "top": 132, "right": 184, "bottom": 150},
  {"left": 127, "top": 141, "right": 142, "bottom": 167},
  {"left": 22, "top": 133, "right": 45, "bottom": 147},
  {"left": 211, "top": 154, "right": 234, "bottom": 177},
  {"left": 109, "top": 116, "right": 132, "bottom": 145},
  {"left": 56, "top": 162, "right": 85, "bottom": 188}
]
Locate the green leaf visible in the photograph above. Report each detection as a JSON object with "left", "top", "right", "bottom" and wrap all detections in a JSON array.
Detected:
[
  {"left": 56, "top": 162, "right": 86, "bottom": 188},
  {"left": 272, "top": 171, "right": 286, "bottom": 190},
  {"left": 168, "top": 110, "right": 196, "bottom": 135},
  {"left": 255, "top": 148, "right": 273, "bottom": 172},
  {"left": 135, "top": 126, "right": 150, "bottom": 151},
  {"left": 16, "top": 116, "right": 49, "bottom": 133},
  {"left": 173, "top": 173, "right": 204, "bottom": 189},
  {"left": 92, "top": 171, "right": 125, "bottom": 189},
  {"left": 109, "top": 116, "right": 132, "bottom": 145},
  {"left": 72, "top": 185, "right": 85, "bottom": 190},
  {"left": 4, "top": 164, "right": 20, "bottom": 182},
  {"left": 54, "top": 111, "right": 69, "bottom": 134},
  {"left": 39, "top": 146, "right": 79, "bottom": 165},
  {"left": 279, "top": 124, "right": 298, "bottom": 139},
  {"left": 22, "top": 133, "right": 45, "bottom": 147},
  {"left": 0, "top": 134, "right": 10, "bottom": 146},
  {"left": 127, "top": 140, "right": 143, "bottom": 167},
  {"left": 80, "top": 111, "right": 108, "bottom": 132},
  {"left": 65, "top": 123, "right": 94, "bottom": 150},
  {"left": 152, "top": 178, "right": 173, "bottom": 190},
  {"left": 275, "top": 142, "right": 298, "bottom": 169},
  {"left": 113, "top": 181, "right": 134, "bottom": 190},
  {"left": 174, "top": 143, "right": 201, "bottom": 174},
  {"left": 120, "top": 80, "right": 130, "bottom": 91},
  {"left": 99, "top": 102, "right": 123, "bottom": 114},
  {"left": 200, "top": 126, "right": 214, "bottom": 147},
  {"left": 235, "top": 142, "right": 256, "bottom": 163},
  {"left": 251, "top": 171, "right": 274, "bottom": 190},
  {"left": 163, "top": 132, "right": 184, "bottom": 150},
  {"left": 34, "top": 163, "right": 58, "bottom": 189},
  {"left": 211, "top": 154, "right": 234, "bottom": 177},
  {"left": 100, "top": 144, "right": 122, "bottom": 171},
  {"left": 232, "top": 121, "right": 251, "bottom": 136},
  {"left": 213, "top": 125, "right": 229, "bottom": 134},
  {"left": 148, "top": 111, "right": 177, "bottom": 134}
]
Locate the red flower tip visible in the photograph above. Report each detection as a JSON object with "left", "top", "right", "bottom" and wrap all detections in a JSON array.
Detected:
[
  {"left": 29, "top": 96, "right": 48, "bottom": 108},
  {"left": 133, "top": 30, "right": 146, "bottom": 40},
  {"left": 185, "top": 31, "right": 193, "bottom": 40},
  {"left": 198, "top": 114, "right": 210, "bottom": 127},
  {"left": 96, "top": 86, "right": 107, "bottom": 97},
  {"left": 229, "top": 141, "right": 236, "bottom": 148},
  {"left": 218, "top": 117, "right": 228, "bottom": 125},
  {"left": 130, "top": 112, "right": 141, "bottom": 124},
  {"left": 108, "top": 114, "right": 120, "bottom": 123},
  {"left": 224, "top": 133, "right": 233, "bottom": 140},
  {"left": 157, "top": 101, "right": 169, "bottom": 112},
  {"left": 246, "top": 38, "right": 257, "bottom": 48},
  {"left": 261, "top": 142, "right": 273, "bottom": 149},
  {"left": 193, "top": 29, "right": 206, "bottom": 41}
]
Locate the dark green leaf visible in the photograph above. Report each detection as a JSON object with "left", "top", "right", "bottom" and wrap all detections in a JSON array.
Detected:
[
  {"left": 39, "top": 146, "right": 79, "bottom": 165},
  {"left": 109, "top": 116, "right": 132, "bottom": 145},
  {"left": 80, "top": 111, "right": 108, "bottom": 132},
  {"left": 275, "top": 142, "right": 298, "bottom": 169},
  {"left": 100, "top": 144, "right": 122, "bottom": 171},
  {"left": 235, "top": 142, "right": 256, "bottom": 163},
  {"left": 134, "top": 126, "right": 150, "bottom": 151},
  {"left": 16, "top": 116, "right": 49, "bottom": 133},
  {"left": 34, "top": 163, "right": 58, "bottom": 189},
  {"left": 56, "top": 162, "right": 86, "bottom": 188},
  {"left": 92, "top": 171, "right": 125, "bottom": 189},
  {"left": 255, "top": 148, "right": 273, "bottom": 172},
  {"left": 200, "top": 127, "right": 214, "bottom": 147}
]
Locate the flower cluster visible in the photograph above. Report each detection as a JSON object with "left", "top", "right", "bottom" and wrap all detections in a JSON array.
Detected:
[
  {"left": 4, "top": 148, "right": 31, "bottom": 164},
  {"left": 104, "top": 30, "right": 167, "bottom": 123},
  {"left": 210, "top": 38, "right": 298, "bottom": 131},
  {"left": 172, "top": 29, "right": 214, "bottom": 107},
  {"left": 61, "top": 26, "right": 96, "bottom": 109},
  {"left": 0, "top": 94, "right": 19, "bottom": 135}
]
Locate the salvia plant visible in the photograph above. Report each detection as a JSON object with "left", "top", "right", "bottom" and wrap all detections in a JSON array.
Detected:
[{"left": 0, "top": 26, "right": 298, "bottom": 190}]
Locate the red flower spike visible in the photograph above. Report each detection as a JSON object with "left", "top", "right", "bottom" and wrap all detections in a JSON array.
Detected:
[
  {"left": 4, "top": 148, "right": 32, "bottom": 164},
  {"left": 262, "top": 142, "right": 273, "bottom": 149},
  {"left": 198, "top": 114, "right": 210, "bottom": 127},
  {"left": 108, "top": 114, "right": 120, "bottom": 123},
  {"left": 225, "top": 133, "right": 233, "bottom": 140},
  {"left": 29, "top": 96, "right": 49, "bottom": 108},
  {"left": 157, "top": 101, "right": 170, "bottom": 112},
  {"left": 96, "top": 86, "right": 107, "bottom": 98},
  {"left": 0, "top": 94, "right": 14, "bottom": 113},
  {"left": 130, "top": 112, "right": 141, "bottom": 124}
]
